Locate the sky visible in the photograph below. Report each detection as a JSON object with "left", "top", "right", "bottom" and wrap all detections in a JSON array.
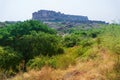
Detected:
[{"left": 0, "top": 0, "right": 120, "bottom": 23}]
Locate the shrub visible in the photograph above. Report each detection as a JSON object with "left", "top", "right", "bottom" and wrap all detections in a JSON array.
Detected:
[
  {"left": 27, "top": 57, "right": 48, "bottom": 70},
  {"left": 27, "top": 54, "right": 76, "bottom": 70},
  {"left": 62, "top": 34, "right": 80, "bottom": 47},
  {"left": 18, "top": 32, "right": 64, "bottom": 63},
  {"left": 0, "top": 46, "right": 22, "bottom": 76}
]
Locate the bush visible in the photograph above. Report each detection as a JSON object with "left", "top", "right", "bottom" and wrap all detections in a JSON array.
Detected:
[
  {"left": 27, "top": 57, "right": 48, "bottom": 70},
  {"left": 63, "top": 34, "right": 80, "bottom": 47},
  {"left": 17, "top": 32, "right": 64, "bottom": 63},
  {"left": 0, "top": 20, "right": 56, "bottom": 47},
  {"left": 0, "top": 46, "right": 22, "bottom": 75},
  {"left": 27, "top": 54, "right": 76, "bottom": 70}
]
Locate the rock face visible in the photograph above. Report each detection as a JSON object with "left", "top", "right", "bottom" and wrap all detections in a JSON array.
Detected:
[{"left": 32, "top": 10, "right": 89, "bottom": 22}]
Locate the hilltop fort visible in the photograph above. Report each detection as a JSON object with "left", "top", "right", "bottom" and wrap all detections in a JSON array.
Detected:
[
  {"left": 32, "top": 10, "right": 106, "bottom": 24},
  {"left": 32, "top": 10, "right": 107, "bottom": 31},
  {"left": 32, "top": 10, "right": 89, "bottom": 22}
]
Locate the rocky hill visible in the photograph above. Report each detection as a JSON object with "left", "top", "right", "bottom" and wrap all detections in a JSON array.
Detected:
[{"left": 32, "top": 10, "right": 107, "bottom": 32}]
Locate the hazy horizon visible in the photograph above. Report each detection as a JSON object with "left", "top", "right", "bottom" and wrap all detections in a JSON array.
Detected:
[{"left": 0, "top": 0, "right": 120, "bottom": 23}]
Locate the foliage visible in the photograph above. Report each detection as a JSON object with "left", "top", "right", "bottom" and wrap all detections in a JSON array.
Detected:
[
  {"left": 62, "top": 34, "right": 80, "bottom": 47},
  {"left": 0, "top": 46, "right": 22, "bottom": 75},
  {"left": 100, "top": 24, "right": 120, "bottom": 79},
  {"left": 17, "top": 31, "right": 64, "bottom": 62},
  {"left": 27, "top": 56, "right": 48, "bottom": 70},
  {"left": 0, "top": 20, "right": 63, "bottom": 72},
  {"left": 27, "top": 50, "right": 77, "bottom": 70},
  {"left": 0, "top": 20, "right": 56, "bottom": 47},
  {"left": 1, "top": 19, "right": 120, "bottom": 80},
  {"left": 101, "top": 24, "right": 120, "bottom": 54}
]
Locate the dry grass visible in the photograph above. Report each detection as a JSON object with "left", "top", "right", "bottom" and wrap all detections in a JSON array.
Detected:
[
  {"left": 12, "top": 66, "right": 63, "bottom": 80},
  {"left": 11, "top": 47, "right": 116, "bottom": 80},
  {"left": 62, "top": 47, "right": 115, "bottom": 80}
]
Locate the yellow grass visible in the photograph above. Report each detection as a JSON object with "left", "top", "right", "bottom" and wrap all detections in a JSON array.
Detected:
[{"left": 11, "top": 47, "right": 116, "bottom": 80}]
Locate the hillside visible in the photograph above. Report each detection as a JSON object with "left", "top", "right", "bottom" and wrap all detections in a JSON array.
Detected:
[
  {"left": 32, "top": 10, "right": 108, "bottom": 33},
  {"left": 0, "top": 20, "right": 120, "bottom": 80}
]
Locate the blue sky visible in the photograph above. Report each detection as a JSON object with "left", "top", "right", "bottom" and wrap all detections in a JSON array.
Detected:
[{"left": 0, "top": 0, "right": 120, "bottom": 23}]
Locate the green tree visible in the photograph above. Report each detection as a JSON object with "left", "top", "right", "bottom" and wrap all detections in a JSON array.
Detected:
[
  {"left": 0, "top": 20, "right": 56, "bottom": 48},
  {"left": 14, "top": 31, "right": 64, "bottom": 71}
]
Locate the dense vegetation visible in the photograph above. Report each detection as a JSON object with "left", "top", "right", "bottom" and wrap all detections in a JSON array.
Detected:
[
  {"left": 0, "top": 20, "right": 63, "bottom": 75},
  {"left": 0, "top": 20, "right": 120, "bottom": 80}
]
